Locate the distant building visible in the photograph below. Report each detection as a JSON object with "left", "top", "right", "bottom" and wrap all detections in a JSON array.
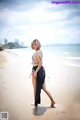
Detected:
[
  {"left": 0, "top": 40, "right": 2, "bottom": 44},
  {"left": 4, "top": 39, "right": 8, "bottom": 44},
  {"left": 15, "top": 39, "right": 19, "bottom": 43},
  {"left": 20, "top": 42, "right": 24, "bottom": 47}
]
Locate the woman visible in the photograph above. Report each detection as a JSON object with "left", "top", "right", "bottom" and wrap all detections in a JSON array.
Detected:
[{"left": 31, "top": 39, "right": 55, "bottom": 109}]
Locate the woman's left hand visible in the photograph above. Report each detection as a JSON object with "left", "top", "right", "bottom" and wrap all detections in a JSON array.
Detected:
[{"left": 33, "top": 71, "right": 37, "bottom": 79}]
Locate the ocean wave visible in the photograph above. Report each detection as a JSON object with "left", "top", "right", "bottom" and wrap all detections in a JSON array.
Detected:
[
  {"left": 58, "top": 56, "right": 80, "bottom": 60},
  {"left": 63, "top": 52, "right": 70, "bottom": 55},
  {"left": 62, "top": 62, "right": 80, "bottom": 67}
]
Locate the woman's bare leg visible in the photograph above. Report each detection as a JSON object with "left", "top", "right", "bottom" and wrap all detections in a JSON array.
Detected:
[
  {"left": 32, "top": 73, "right": 36, "bottom": 101},
  {"left": 32, "top": 73, "right": 38, "bottom": 108},
  {"left": 42, "top": 82, "right": 55, "bottom": 107}
]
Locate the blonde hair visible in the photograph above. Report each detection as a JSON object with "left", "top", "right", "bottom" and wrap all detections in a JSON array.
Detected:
[{"left": 31, "top": 39, "right": 41, "bottom": 50}]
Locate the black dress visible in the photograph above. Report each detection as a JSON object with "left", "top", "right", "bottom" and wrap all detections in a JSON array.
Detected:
[{"left": 32, "top": 65, "right": 45, "bottom": 106}]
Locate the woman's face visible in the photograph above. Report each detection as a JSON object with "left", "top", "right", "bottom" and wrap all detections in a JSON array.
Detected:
[{"left": 32, "top": 43, "right": 37, "bottom": 50}]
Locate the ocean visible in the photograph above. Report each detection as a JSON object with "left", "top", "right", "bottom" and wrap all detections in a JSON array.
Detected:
[
  {"left": 5, "top": 45, "right": 80, "bottom": 67},
  {"left": 42, "top": 45, "right": 80, "bottom": 57}
]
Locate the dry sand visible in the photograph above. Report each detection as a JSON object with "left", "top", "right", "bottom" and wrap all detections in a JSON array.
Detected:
[{"left": 0, "top": 50, "right": 80, "bottom": 120}]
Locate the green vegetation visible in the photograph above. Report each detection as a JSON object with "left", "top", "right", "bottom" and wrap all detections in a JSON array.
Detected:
[
  {"left": 2, "top": 42, "right": 27, "bottom": 49},
  {"left": 0, "top": 44, "right": 3, "bottom": 51}
]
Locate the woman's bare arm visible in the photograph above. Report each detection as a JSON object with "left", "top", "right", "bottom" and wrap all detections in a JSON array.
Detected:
[{"left": 35, "top": 53, "right": 42, "bottom": 73}]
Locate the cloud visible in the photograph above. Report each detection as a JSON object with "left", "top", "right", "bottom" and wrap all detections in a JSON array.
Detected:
[
  {"left": 0, "top": 0, "right": 80, "bottom": 45},
  {"left": 1, "top": 3, "right": 78, "bottom": 26}
]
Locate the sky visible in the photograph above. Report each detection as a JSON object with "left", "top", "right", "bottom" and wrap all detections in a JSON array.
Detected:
[{"left": 0, "top": 0, "right": 80, "bottom": 45}]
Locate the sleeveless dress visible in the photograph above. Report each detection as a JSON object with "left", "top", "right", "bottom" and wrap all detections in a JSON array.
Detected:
[{"left": 32, "top": 50, "right": 45, "bottom": 106}]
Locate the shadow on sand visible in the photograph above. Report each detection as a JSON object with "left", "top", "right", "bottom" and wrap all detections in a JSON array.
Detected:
[{"left": 33, "top": 106, "right": 56, "bottom": 116}]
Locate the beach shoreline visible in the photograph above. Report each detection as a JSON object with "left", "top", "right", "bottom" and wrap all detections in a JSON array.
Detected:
[{"left": 0, "top": 50, "right": 80, "bottom": 120}]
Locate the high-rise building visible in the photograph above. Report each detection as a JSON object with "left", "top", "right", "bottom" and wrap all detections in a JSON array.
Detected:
[
  {"left": 0, "top": 40, "right": 2, "bottom": 44},
  {"left": 4, "top": 39, "right": 8, "bottom": 44},
  {"left": 20, "top": 42, "right": 24, "bottom": 46},
  {"left": 15, "top": 39, "right": 19, "bottom": 43}
]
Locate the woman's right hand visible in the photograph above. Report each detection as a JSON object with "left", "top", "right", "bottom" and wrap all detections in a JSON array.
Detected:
[{"left": 33, "top": 71, "right": 37, "bottom": 79}]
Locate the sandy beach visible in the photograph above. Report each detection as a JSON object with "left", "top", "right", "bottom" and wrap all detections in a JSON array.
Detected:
[{"left": 0, "top": 49, "right": 80, "bottom": 120}]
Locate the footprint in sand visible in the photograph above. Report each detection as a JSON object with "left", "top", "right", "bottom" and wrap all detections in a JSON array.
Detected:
[
  {"left": 2, "top": 82, "right": 5, "bottom": 84},
  {"left": 61, "top": 111, "right": 67, "bottom": 114},
  {"left": 73, "top": 94, "right": 80, "bottom": 103},
  {"left": 55, "top": 104, "right": 67, "bottom": 114}
]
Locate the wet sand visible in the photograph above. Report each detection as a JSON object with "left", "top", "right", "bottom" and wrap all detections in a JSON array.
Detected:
[{"left": 0, "top": 50, "right": 80, "bottom": 120}]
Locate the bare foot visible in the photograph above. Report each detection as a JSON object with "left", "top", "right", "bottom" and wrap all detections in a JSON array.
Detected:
[
  {"left": 34, "top": 104, "right": 38, "bottom": 110},
  {"left": 51, "top": 101, "right": 56, "bottom": 108}
]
